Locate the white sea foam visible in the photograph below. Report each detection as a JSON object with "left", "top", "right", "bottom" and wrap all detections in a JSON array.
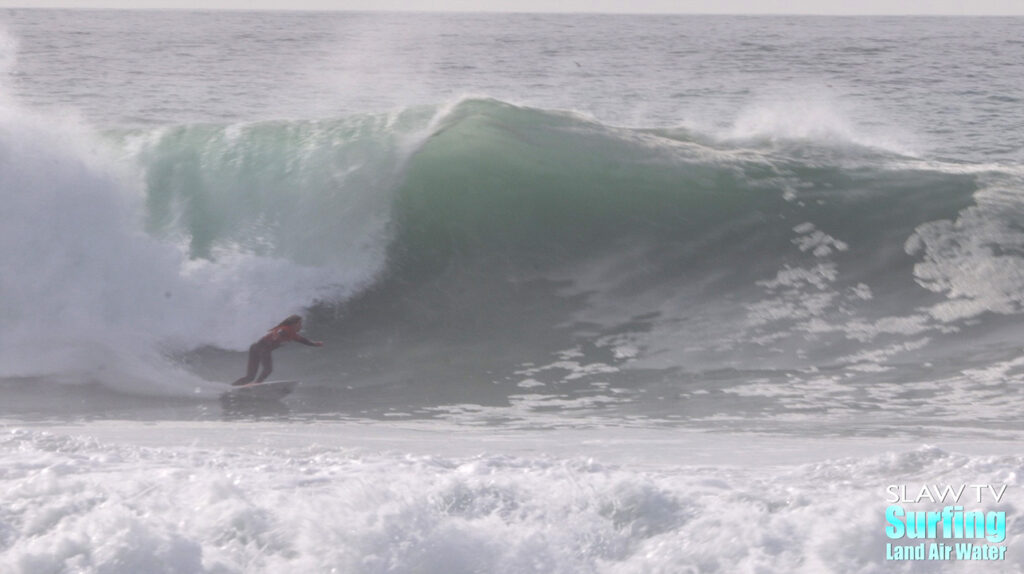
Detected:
[
  {"left": 908, "top": 183, "right": 1024, "bottom": 323},
  {"left": 1, "top": 426, "right": 1021, "bottom": 574}
]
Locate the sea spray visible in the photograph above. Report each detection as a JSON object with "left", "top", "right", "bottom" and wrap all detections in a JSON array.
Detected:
[{"left": 0, "top": 104, "right": 361, "bottom": 393}]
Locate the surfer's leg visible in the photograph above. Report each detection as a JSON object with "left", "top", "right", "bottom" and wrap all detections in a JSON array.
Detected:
[
  {"left": 255, "top": 349, "right": 273, "bottom": 383},
  {"left": 232, "top": 343, "right": 261, "bottom": 386}
]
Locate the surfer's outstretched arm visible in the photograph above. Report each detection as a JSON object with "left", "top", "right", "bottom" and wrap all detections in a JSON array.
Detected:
[{"left": 293, "top": 334, "right": 323, "bottom": 347}]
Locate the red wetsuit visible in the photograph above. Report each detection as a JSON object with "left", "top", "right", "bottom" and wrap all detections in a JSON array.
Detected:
[
  {"left": 232, "top": 323, "right": 318, "bottom": 386},
  {"left": 259, "top": 324, "right": 315, "bottom": 350}
]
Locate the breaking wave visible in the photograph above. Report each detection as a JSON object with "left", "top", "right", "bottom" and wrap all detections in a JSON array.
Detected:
[{"left": 4, "top": 97, "right": 1024, "bottom": 428}]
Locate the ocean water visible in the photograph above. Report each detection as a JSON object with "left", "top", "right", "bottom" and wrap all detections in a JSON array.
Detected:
[{"left": 1, "top": 9, "right": 1023, "bottom": 573}]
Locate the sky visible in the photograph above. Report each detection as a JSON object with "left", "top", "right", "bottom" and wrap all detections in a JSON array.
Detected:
[{"left": 0, "top": 0, "right": 1023, "bottom": 14}]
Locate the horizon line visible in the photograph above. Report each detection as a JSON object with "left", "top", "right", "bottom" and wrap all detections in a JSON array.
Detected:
[{"left": 1, "top": 6, "right": 1023, "bottom": 16}]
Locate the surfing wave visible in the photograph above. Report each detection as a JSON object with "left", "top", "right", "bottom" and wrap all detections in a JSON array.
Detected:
[{"left": 4, "top": 97, "right": 1024, "bottom": 415}]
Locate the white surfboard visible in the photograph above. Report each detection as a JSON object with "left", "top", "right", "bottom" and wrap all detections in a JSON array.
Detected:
[{"left": 225, "top": 380, "right": 298, "bottom": 400}]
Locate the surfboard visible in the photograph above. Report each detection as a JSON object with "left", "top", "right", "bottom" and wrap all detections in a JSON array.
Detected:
[{"left": 225, "top": 380, "right": 298, "bottom": 400}]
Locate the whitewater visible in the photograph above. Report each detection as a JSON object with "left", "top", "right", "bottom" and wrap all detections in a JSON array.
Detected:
[{"left": 1, "top": 9, "right": 1023, "bottom": 573}]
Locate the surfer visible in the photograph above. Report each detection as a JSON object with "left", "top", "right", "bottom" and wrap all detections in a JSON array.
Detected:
[{"left": 232, "top": 314, "right": 323, "bottom": 386}]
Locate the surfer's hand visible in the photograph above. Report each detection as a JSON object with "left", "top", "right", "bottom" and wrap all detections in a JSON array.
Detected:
[{"left": 314, "top": 341, "right": 324, "bottom": 347}]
